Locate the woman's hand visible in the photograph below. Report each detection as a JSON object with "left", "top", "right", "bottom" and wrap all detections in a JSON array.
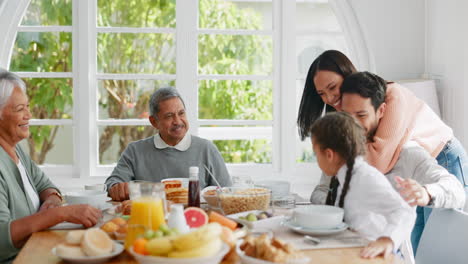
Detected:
[
  {"left": 394, "top": 176, "right": 431, "bottom": 206},
  {"left": 361, "top": 237, "right": 394, "bottom": 259},
  {"left": 60, "top": 204, "right": 102, "bottom": 228},
  {"left": 38, "top": 195, "right": 62, "bottom": 212}
]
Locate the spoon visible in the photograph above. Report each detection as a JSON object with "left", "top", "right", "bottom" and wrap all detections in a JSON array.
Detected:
[
  {"left": 204, "top": 165, "right": 222, "bottom": 188},
  {"left": 303, "top": 235, "right": 321, "bottom": 245}
]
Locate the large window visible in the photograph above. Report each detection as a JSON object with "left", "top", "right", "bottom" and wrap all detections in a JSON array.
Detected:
[{"left": 7, "top": 0, "right": 350, "bottom": 182}]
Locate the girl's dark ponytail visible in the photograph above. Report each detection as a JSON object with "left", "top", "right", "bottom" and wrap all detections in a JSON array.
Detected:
[{"left": 338, "top": 158, "right": 355, "bottom": 208}]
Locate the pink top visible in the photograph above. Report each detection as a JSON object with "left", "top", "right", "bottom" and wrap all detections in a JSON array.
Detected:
[{"left": 366, "top": 82, "right": 453, "bottom": 174}]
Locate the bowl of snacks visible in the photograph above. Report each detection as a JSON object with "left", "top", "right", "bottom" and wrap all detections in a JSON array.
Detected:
[
  {"left": 227, "top": 210, "right": 284, "bottom": 229},
  {"left": 217, "top": 187, "right": 271, "bottom": 215},
  {"left": 236, "top": 234, "right": 309, "bottom": 264}
]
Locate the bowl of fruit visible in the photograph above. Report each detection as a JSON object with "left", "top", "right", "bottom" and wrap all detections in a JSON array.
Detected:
[
  {"left": 128, "top": 223, "right": 230, "bottom": 264},
  {"left": 227, "top": 210, "right": 285, "bottom": 229}
]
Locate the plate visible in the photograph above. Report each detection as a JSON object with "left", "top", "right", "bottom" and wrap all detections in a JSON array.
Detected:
[
  {"left": 227, "top": 210, "right": 284, "bottom": 229},
  {"left": 128, "top": 242, "right": 229, "bottom": 264},
  {"left": 283, "top": 220, "right": 348, "bottom": 236},
  {"left": 49, "top": 222, "right": 84, "bottom": 230},
  {"left": 52, "top": 241, "right": 124, "bottom": 264}
]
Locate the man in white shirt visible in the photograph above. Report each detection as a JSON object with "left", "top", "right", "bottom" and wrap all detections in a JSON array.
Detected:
[{"left": 106, "top": 87, "right": 232, "bottom": 201}]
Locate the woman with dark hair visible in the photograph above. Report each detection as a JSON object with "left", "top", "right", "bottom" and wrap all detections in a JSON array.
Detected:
[{"left": 297, "top": 50, "right": 357, "bottom": 140}]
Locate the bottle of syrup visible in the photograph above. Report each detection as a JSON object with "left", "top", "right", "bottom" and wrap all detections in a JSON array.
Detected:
[{"left": 188, "top": 166, "right": 200, "bottom": 207}]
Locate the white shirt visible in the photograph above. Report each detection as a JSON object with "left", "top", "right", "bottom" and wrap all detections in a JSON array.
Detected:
[
  {"left": 335, "top": 156, "right": 416, "bottom": 249},
  {"left": 153, "top": 132, "right": 191, "bottom": 151},
  {"left": 386, "top": 141, "right": 465, "bottom": 209},
  {"left": 17, "top": 160, "right": 40, "bottom": 212}
]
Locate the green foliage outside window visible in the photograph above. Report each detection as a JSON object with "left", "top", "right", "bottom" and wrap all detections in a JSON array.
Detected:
[{"left": 11, "top": 0, "right": 273, "bottom": 164}]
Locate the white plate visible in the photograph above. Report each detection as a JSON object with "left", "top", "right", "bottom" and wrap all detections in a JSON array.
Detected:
[
  {"left": 128, "top": 242, "right": 229, "bottom": 264},
  {"left": 283, "top": 220, "right": 348, "bottom": 236},
  {"left": 49, "top": 222, "right": 84, "bottom": 230},
  {"left": 227, "top": 210, "right": 284, "bottom": 229},
  {"left": 51, "top": 241, "right": 124, "bottom": 264}
]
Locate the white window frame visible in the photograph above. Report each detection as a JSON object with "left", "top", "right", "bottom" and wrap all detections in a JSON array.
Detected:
[{"left": 0, "top": 0, "right": 369, "bottom": 196}]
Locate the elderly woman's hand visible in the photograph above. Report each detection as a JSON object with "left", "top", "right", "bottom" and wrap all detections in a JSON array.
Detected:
[
  {"left": 61, "top": 204, "right": 102, "bottom": 228},
  {"left": 38, "top": 195, "right": 62, "bottom": 212}
]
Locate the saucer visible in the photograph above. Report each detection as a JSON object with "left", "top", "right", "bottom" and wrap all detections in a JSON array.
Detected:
[{"left": 283, "top": 220, "right": 348, "bottom": 236}]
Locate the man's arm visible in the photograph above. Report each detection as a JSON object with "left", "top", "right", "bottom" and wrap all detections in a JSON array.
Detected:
[
  {"left": 105, "top": 145, "right": 137, "bottom": 201},
  {"left": 400, "top": 144, "right": 465, "bottom": 208},
  {"left": 310, "top": 172, "right": 330, "bottom": 204}
]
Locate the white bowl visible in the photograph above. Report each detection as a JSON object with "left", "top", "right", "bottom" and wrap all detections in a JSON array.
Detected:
[
  {"left": 236, "top": 240, "right": 309, "bottom": 264},
  {"left": 51, "top": 241, "right": 123, "bottom": 264},
  {"left": 227, "top": 210, "right": 284, "bottom": 229},
  {"left": 292, "top": 205, "right": 344, "bottom": 229},
  {"left": 128, "top": 243, "right": 229, "bottom": 264},
  {"left": 65, "top": 190, "right": 110, "bottom": 208}
]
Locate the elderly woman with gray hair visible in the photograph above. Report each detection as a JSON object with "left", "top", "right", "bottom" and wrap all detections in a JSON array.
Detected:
[{"left": 0, "top": 69, "right": 101, "bottom": 263}]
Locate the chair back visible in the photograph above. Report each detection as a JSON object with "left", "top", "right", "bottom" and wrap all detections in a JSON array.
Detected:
[{"left": 415, "top": 208, "right": 468, "bottom": 264}]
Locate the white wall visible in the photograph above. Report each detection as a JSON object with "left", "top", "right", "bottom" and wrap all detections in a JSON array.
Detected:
[
  {"left": 349, "top": 0, "right": 425, "bottom": 80},
  {"left": 426, "top": 1, "right": 468, "bottom": 146}
]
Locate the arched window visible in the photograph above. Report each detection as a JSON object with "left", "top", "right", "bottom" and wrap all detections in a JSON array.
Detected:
[{"left": 1, "top": 0, "right": 368, "bottom": 187}]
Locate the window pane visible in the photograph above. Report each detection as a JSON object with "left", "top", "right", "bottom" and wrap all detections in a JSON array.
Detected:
[
  {"left": 98, "top": 80, "right": 175, "bottom": 119},
  {"left": 99, "top": 126, "right": 155, "bottom": 164},
  {"left": 213, "top": 139, "right": 272, "bottom": 163},
  {"left": 199, "top": 80, "right": 272, "bottom": 120},
  {"left": 19, "top": 125, "right": 73, "bottom": 165},
  {"left": 296, "top": 36, "right": 347, "bottom": 76},
  {"left": 10, "top": 32, "right": 72, "bottom": 72},
  {"left": 23, "top": 78, "right": 73, "bottom": 119},
  {"left": 21, "top": 0, "right": 72, "bottom": 26},
  {"left": 199, "top": 0, "right": 272, "bottom": 30},
  {"left": 199, "top": 34, "right": 272, "bottom": 75},
  {"left": 97, "top": 33, "right": 175, "bottom": 74},
  {"left": 296, "top": 1, "right": 341, "bottom": 32},
  {"left": 97, "top": 0, "right": 176, "bottom": 28}
]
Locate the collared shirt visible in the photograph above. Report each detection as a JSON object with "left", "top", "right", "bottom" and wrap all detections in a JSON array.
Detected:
[
  {"left": 153, "top": 132, "right": 191, "bottom": 151},
  {"left": 335, "top": 156, "right": 415, "bottom": 250}
]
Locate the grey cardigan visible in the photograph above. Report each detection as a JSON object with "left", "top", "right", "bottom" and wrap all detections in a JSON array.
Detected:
[{"left": 0, "top": 145, "right": 58, "bottom": 263}]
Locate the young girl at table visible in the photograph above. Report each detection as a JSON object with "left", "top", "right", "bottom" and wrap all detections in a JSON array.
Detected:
[{"left": 310, "top": 112, "right": 415, "bottom": 259}]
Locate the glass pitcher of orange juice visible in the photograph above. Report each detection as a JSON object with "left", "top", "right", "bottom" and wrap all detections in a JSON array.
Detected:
[{"left": 124, "top": 181, "right": 166, "bottom": 249}]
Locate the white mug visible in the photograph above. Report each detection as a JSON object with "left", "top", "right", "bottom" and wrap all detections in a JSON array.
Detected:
[{"left": 84, "top": 183, "right": 107, "bottom": 192}]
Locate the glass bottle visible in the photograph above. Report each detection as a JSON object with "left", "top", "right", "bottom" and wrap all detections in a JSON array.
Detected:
[{"left": 188, "top": 166, "right": 200, "bottom": 207}]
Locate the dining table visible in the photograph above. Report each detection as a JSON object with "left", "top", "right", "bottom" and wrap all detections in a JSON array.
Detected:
[{"left": 13, "top": 200, "right": 403, "bottom": 264}]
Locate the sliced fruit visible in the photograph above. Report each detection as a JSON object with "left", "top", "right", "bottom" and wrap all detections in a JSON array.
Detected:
[
  {"left": 81, "top": 228, "right": 114, "bottom": 256},
  {"left": 133, "top": 238, "right": 148, "bottom": 255},
  {"left": 220, "top": 226, "right": 236, "bottom": 247},
  {"left": 168, "top": 238, "right": 222, "bottom": 258},
  {"left": 55, "top": 244, "right": 86, "bottom": 257},
  {"left": 146, "top": 237, "right": 173, "bottom": 256},
  {"left": 65, "top": 230, "right": 85, "bottom": 245},
  {"left": 208, "top": 211, "right": 237, "bottom": 230},
  {"left": 246, "top": 213, "right": 257, "bottom": 222},
  {"left": 183, "top": 207, "right": 208, "bottom": 228}
]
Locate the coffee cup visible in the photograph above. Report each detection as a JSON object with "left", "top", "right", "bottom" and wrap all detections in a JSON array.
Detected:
[{"left": 84, "top": 183, "right": 107, "bottom": 192}]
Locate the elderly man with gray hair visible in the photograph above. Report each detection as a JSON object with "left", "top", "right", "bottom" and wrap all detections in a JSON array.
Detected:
[{"left": 106, "top": 87, "right": 232, "bottom": 201}]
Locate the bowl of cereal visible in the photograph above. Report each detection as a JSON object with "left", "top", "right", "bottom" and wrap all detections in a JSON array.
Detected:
[{"left": 217, "top": 187, "right": 271, "bottom": 215}]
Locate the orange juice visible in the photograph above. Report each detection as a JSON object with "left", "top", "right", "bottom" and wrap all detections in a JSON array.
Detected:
[{"left": 124, "top": 197, "right": 165, "bottom": 249}]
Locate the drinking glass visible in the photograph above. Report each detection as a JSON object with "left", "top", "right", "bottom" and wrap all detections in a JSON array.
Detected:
[{"left": 124, "top": 181, "right": 166, "bottom": 249}]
